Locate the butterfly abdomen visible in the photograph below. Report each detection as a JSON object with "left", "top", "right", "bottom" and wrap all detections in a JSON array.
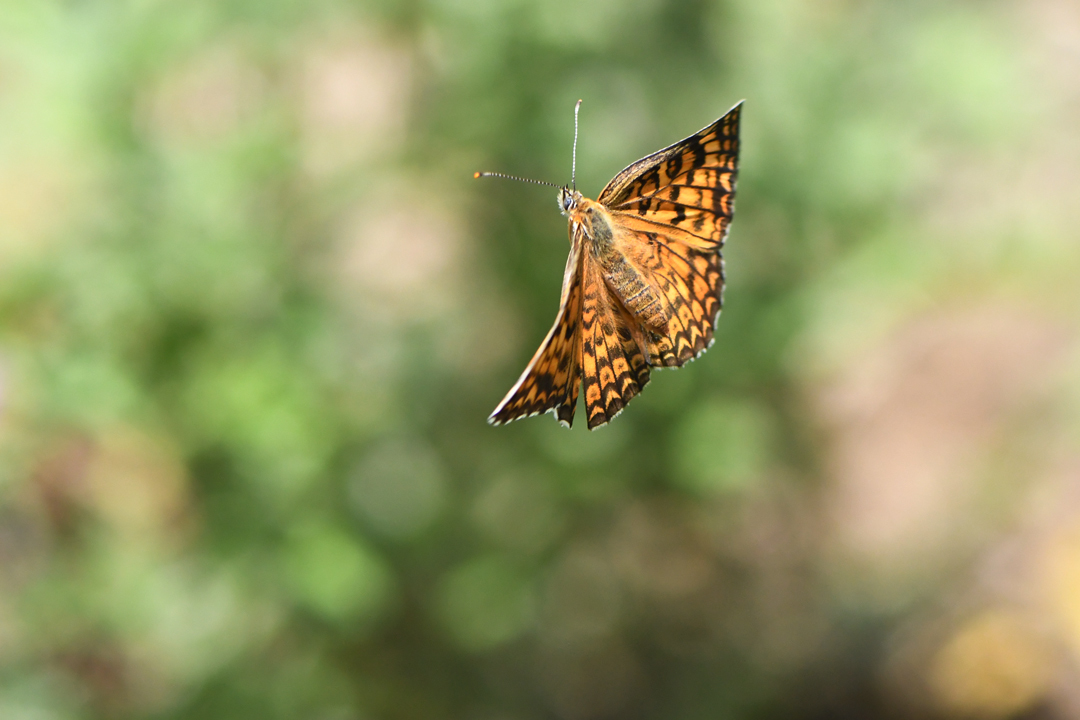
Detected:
[{"left": 603, "top": 256, "right": 668, "bottom": 331}]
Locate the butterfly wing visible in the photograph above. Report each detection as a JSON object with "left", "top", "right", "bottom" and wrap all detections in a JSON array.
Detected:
[
  {"left": 598, "top": 101, "right": 740, "bottom": 368},
  {"left": 608, "top": 224, "right": 725, "bottom": 367},
  {"left": 581, "top": 252, "right": 652, "bottom": 430},
  {"left": 488, "top": 238, "right": 583, "bottom": 427},
  {"left": 599, "top": 101, "right": 741, "bottom": 253}
]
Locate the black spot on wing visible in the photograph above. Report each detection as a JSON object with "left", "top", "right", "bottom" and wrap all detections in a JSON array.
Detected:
[{"left": 690, "top": 138, "right": 707, "bottom": 170}]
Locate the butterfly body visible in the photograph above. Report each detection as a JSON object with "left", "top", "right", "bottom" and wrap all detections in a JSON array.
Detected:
[{"left": 489, "top": 102, "right": 743, "bottom": 430}]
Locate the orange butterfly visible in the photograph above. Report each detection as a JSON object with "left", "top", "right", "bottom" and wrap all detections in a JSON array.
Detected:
[{"left": 479, "top": 100, "right": 742, "bottom": 430}]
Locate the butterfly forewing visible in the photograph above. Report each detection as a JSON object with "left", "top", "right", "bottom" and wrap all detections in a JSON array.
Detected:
[
  {"left": 488, "top": 240, "right": 584, "bottom": 427},
  {"left": 600, "top": 102, "right": 740, "bottom": 252}
]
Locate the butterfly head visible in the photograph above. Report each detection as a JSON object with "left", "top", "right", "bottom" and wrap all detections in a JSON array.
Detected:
[{"left": 557, "top": 186, "right": 583, "bottom": 216}]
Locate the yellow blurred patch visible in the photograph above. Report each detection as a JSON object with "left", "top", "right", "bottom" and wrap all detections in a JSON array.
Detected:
[
  {"left": 929, "top": 610, "right": 1053, "bottom": 718},
  {"left": 0, "top": 161, "right": 80, "bottom": 260},
  {"left": 1042, "top": 523, "right": 1080, "bottom": 658}
]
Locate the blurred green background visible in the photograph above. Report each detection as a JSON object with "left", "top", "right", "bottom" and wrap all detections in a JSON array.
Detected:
[{"left": 2, "top": 0, "right": 1079, "bottom": 718}]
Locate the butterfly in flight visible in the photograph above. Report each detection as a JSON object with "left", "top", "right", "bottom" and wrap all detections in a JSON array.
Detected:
[{"left": 477, "top": 100, "right": 742, "bottom": 430}]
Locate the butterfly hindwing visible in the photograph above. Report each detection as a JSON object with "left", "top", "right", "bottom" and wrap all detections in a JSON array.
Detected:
[
  {"left": 581, "top": 255, "right": 651, "bottom": 429},
  {"left": 607, "top": 223, "right": 725, "bottom": 368}
]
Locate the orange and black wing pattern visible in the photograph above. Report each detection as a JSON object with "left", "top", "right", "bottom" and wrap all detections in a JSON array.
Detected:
[
  {"left": 580, "top": 255, "right": 652, "bottom": 429},
  {"left": 600, "top": 101, "right": 740, "bottom": 253},
  {"left": 602, "top": 101, "right": 740, "bottom": 368},
  {"left": 488, "top": 241, "right": 584, "bottom": 428},
  {"left": 609, "top": 226, "right": 725, "bottom": 368}
]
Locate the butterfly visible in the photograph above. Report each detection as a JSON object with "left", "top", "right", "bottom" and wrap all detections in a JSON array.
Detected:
[{"left": 479, "top": 100, "right": 742, "bottom": 430}]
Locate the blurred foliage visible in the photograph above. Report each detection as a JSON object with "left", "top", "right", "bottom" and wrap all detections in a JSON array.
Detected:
[{"left": 1, "top": 0, "right": 1080, "bottom": 718}]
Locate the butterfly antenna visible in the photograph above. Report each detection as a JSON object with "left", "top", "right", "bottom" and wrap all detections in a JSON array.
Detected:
[
  {"left": 572, "top": 99, "right": 582, "bottom": 191},
  {"left": 473, "top": 171, "right": 559, "bottom": 188}
]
